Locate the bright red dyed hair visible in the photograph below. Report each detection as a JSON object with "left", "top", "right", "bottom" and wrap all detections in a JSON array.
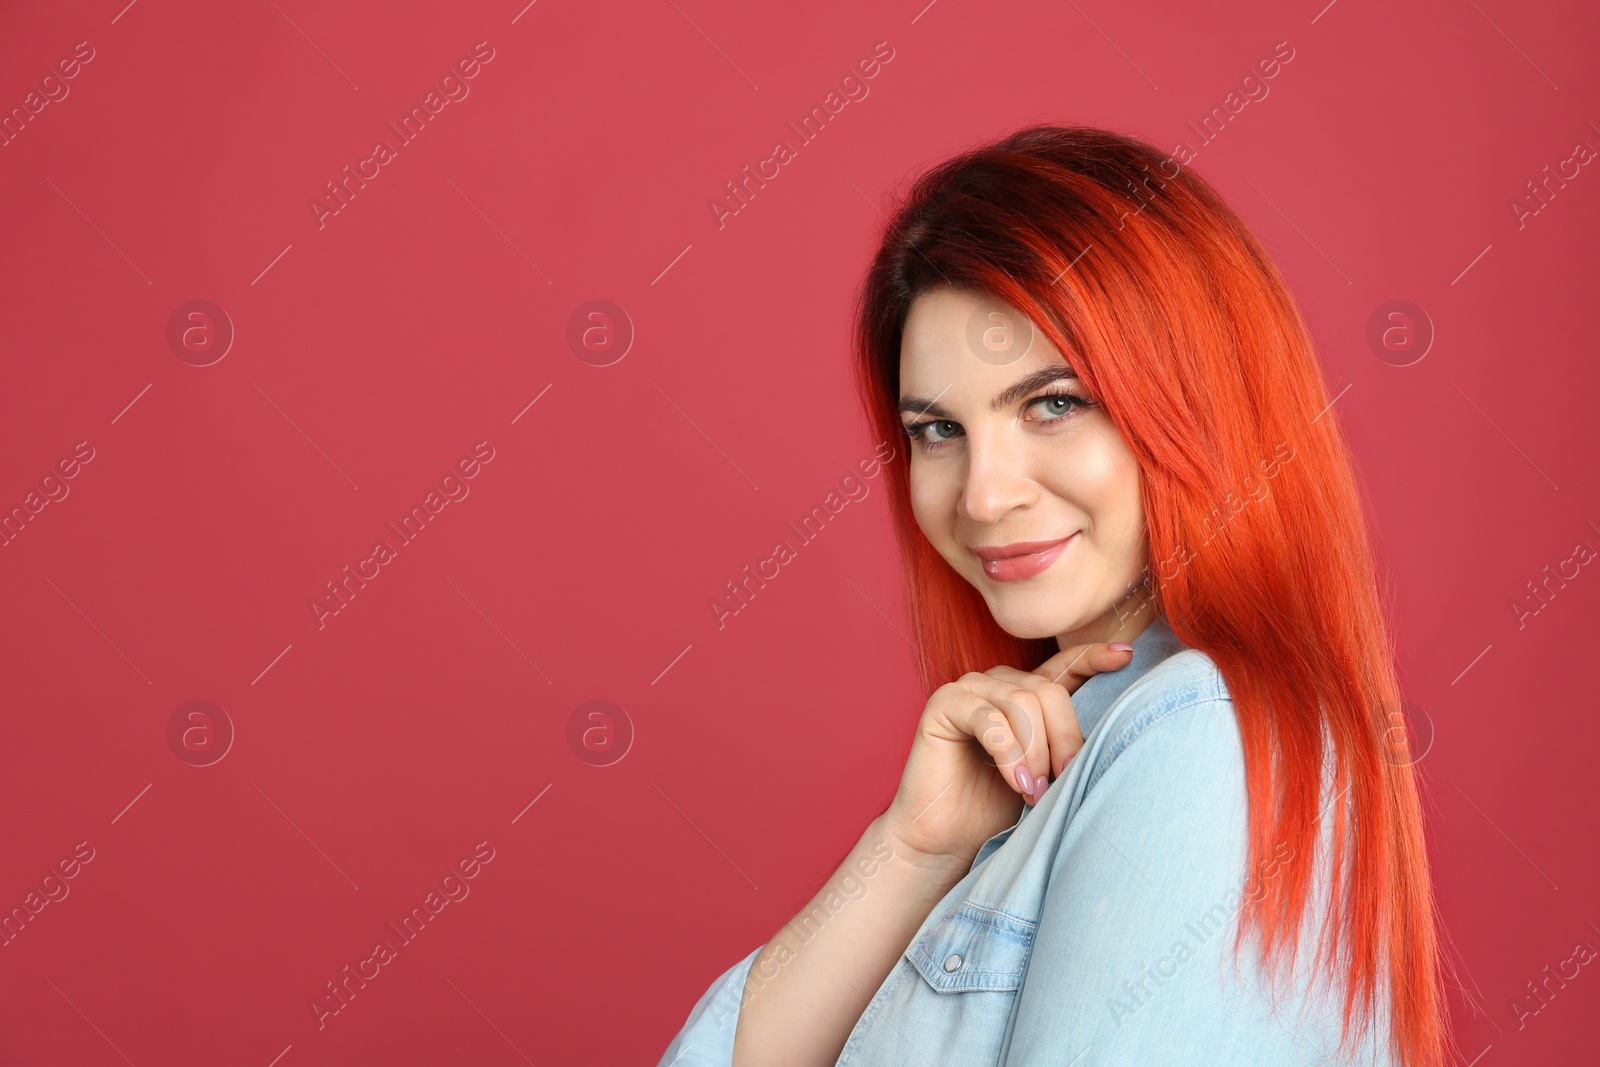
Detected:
[{"left": 852, "top": 125, "right": 1450, "bottom": 1067}]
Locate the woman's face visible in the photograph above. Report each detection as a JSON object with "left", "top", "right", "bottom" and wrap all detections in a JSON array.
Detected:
[{"left": 897, "top": 287, "right": 1151, "bottom": 649}]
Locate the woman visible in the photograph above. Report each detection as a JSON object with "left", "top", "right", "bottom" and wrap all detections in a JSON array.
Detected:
[{"left": 658, "top": 125, "right": 1451, "bottom": 1067}]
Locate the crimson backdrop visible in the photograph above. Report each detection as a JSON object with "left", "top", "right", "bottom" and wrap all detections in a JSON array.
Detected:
[{"left": 1, "top": 0, "right": 1596, "bottom": 1063}]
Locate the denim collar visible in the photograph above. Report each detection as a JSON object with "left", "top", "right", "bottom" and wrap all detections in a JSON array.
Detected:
[
  {"left": 1066, "top": 614, "right": 1188, "bottom": 741},
  {"left": 1005, "top": 615, "right": 1187, "bottom": 837}
]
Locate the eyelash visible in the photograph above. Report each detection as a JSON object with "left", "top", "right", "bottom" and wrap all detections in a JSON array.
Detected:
[{"left": 900, "top": 390, "right": 1096, "bottom": 452}]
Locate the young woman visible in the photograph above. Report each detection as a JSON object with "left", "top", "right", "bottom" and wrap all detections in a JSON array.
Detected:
[{"left": 658, "top": 125, "right": 1451, "bottom": 1067}]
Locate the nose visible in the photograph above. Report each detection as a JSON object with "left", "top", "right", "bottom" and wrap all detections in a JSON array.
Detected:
[{"left": 958, "top": 427, "right": 1039, "bottom": 525}]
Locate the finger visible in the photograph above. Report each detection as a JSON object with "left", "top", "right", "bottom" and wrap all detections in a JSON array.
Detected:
[
  {"left": 921, "top": 684, "right": 1030, "bottom": 799},
  {"left": 932, "top": 685, "right": 1034, "bottom": 803},
  {"left": 1032, "top": 641, "right": 1134, "bottom": 691},
  {"left": 957, "top": 672, "right": 1050, "bottom": 802},
  {"left": 963, "top": 698, "right": 1041, "bottom": 804},
  {"left": 987, "top": 666, "right": 1084, "bottom": 779}
]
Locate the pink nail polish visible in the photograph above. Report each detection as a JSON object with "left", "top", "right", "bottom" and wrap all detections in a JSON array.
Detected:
[
  {"left": 1014, "top": 765, "right": 1033, "bottom": 796},
  {"left": 1109, "top": 642, "right": 1133, "bottom": 652}
]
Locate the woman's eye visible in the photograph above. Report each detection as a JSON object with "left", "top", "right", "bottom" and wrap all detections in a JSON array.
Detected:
[
  {"left": 1027, "top": 393, "right": 1090, "bottom": 421},
  {"left": 902, "top": 395, "right": 1091, "bottom": 451},
  {"left": 901, "top": 419, "right": 961, "bottom": 449}
]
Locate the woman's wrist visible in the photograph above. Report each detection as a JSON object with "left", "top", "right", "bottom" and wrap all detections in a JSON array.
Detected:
[{"left": 869, "top": 813, "right": 977, "bottom": 886}]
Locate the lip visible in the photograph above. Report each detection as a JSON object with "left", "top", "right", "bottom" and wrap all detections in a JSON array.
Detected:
[{"left": 971, "top": 534, "right": 1077, "bottom": 582}]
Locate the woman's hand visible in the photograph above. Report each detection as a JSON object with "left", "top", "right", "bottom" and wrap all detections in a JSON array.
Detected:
[{"left": 880, "top": 642, "right": 1135, "bottom": 869}]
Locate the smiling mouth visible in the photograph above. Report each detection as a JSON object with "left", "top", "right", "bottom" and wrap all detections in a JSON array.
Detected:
[{"left": 970, "top": 534, "right": 1077, "bottom": 582}]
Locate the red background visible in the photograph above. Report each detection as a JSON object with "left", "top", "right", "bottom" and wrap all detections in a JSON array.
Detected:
[{"left": 1, "top": 0, "right": 1596, "bottom": 1063}]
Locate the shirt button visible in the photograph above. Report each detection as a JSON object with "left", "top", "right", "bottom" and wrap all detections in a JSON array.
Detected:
[{"left": 943, "top": 953, "right": 964, "bottom": 973}]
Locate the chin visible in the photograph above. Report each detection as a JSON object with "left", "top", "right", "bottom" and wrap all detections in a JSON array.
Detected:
[{"left": 980, "top": 587, "right": 1086, "bottom": 642}]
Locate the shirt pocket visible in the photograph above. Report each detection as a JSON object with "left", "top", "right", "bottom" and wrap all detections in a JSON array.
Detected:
[
  {"left": 906, "top": 900, "right": 1035, "bottom": 993},
  {"left": 836, "top": 901, "right": 1037, "bottom": 1066}
]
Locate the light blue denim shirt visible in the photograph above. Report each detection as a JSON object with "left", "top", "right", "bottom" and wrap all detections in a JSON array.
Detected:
[{"left": 658, "top": 617, "right": 1392, "bottom": 1066}]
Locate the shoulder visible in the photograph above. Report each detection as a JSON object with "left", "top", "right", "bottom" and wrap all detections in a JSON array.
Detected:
[
  {"left": 1038, "top": 647, "right": 1252, "bottom": 903},
  {"left": 1081, "top": 647, "right": 1240, "bottom": 794}
]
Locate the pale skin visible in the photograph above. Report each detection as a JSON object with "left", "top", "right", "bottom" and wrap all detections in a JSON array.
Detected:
[{"left": 729, "top": 287, "right": 1158, "bottom": 1067}]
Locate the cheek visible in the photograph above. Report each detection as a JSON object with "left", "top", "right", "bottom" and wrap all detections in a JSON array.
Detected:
[
  {"left": 1099, "top": 455, "right": 1143, "bottom": 538},
  {"left": 1046, "top": 422, "right": 1143, "bottom": 538},
  {"left": 907, "top": 463, "right": 942, "bottom": 533},
  {"left": 1104, "top": 455, "right": 1148, "bottom": 570},
  {"left": 909, "top": 460, "right": 960, "bottom": 546},
  {"left": 1111, "top": 455, "right": 1144, "bottom": 525}
]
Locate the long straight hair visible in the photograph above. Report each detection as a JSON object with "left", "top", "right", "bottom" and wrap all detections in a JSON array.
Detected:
[{"left": 852, "top": 125, "right": 1449, "bottom": 1067}]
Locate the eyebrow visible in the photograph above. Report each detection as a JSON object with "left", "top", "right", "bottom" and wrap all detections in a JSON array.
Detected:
[{"left": 898, "top": 364, "right": 1078, "bottom": 420}]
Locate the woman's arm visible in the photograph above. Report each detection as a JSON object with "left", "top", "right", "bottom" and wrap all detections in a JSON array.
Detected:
[
  {"left": 657, "top": 641, "right": 1130, "bottom": 1067},
  {"left": 729, "top": 816, "right": 971, "bottom": 1067},
  {"left": 731, "top": 645, "right": 1134, "bottom": 1066}
]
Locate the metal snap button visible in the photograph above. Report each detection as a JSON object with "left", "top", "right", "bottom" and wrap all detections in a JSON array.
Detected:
[{"left": 943, "top": 953, "right": 964, "bottom": 973}]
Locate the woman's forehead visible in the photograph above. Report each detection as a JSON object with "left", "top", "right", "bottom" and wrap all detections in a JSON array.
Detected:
[{"left": 899, "top": 291, "right": 1073, "bottom": 403}]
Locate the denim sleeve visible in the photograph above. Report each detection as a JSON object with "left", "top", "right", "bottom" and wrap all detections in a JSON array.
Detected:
[
  {"left": 656, "top": 945, "right": 761, "bottom": 1067},
  {"left": 1001, "top": 696, "right": 1375, "bottom": 1066}
]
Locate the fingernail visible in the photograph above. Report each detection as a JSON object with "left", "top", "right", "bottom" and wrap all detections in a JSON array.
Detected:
[
  {"left": 1014, "top": 765, "right": 1033, "bottom": 796},
  {"left": 1109, "top": 642, "right": 1133, "bottom": 652},
  {"left": 1034, "top": 773, "right": 1049, "bottom": 796}
]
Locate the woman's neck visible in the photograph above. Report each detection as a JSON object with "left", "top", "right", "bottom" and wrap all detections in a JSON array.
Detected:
[{"left": 1054, "top": 595, "right": 1160, "bottom": 651}]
